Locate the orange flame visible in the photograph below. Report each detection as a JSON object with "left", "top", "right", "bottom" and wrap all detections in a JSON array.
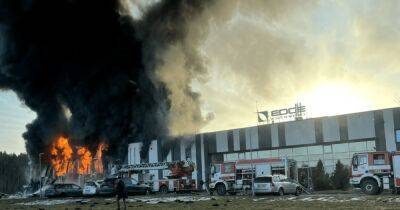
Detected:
[
  {"left": 94, "top": 143, "right": 108, "bottom": 174},
  {"left": 77, "top": 147, "right": 92, "bottom": 175},
  {"left": 50, "top": 136, "right": 74, "bottom": 177}
]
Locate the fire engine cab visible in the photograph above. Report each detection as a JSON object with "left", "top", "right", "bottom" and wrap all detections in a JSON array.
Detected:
[
  {"left": 350, "top": 151, "right": 400, "bottom": 195},
  {"left": 209, "top": 157, "right": 297, "bottom": 196}
]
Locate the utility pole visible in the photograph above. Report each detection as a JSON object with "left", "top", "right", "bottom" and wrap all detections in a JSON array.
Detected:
[{"left": 38, "top": 153, "right": 44, "bottom": 198}]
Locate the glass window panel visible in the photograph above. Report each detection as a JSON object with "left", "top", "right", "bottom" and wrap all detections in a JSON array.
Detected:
[
  {"left": 309, "top": 154, "right": 324, "bottom": 161},
  {"left": 238, "top": 153, "right": 245, "bottom": 160},
  {"left": 258, "top": 150, "right": 271, "bottom": 158},
  {"left": 293, "top": 155, "right": 308, "bottom": 162},
  {"left": 252, "top": 151, "right": 258, "bottom": 159},
  {"left": 340, "top": 158, "right": 351, "bottom": 166},
  {"left": 366, "top": 141, "right": 376, "bottom": 151},
  {"left": 279, "top": 148, "right": 293, "bottom": 157},
  {"left": 308, "top": 146, "right": 323, "bottom": 155},
  {"left": 349, "top": 142, "right": 366, "bottom": 152},
  {"left": 334, "top": 152, "right": 350, "bottom": 159},
  {"left": 223, "top": 154, "right": 227, "bottom": 161},
  {"left": 324, "top": 153, "right": 333, "bottom": 160},
  {"left": 396, "top": 130, "right": 400, "bottom": 142},
  {"left": 226, "top": 153, "right": 238, "bottom": 161},
  {"left": 271, "top": 150, "right": 279, "bottom": 157},
  {"left": 325, "top": 165, "right": 335, "bottom": 174},
  {"left": 324, "top": 160, "right": 334, "bottom": 167},
  {"left": 308, "top": 160, "right": 318, "bottom": 167},
  {"left": 245, "top": 152, "right": 252, "bottom": 160},
  {"left": 323, "top": 145, "right": 332, "bottom": 154},
  {"left": 333, "top": 143, "right": 349, "bottom": 153},
  {"left": 293, "top": 147, "right": 308, "bottom": 155}
]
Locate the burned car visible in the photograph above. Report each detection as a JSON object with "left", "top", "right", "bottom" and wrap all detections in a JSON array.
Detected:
[
  {"left": 98, "top": 177, "right": 150, "bottom": 196},
  {"left": 44, "top": 183, "right": 82, "bottom": 197}
]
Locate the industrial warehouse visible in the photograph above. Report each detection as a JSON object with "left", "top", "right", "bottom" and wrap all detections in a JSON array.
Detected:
[{"left": 128, "top": 107, "right": 400, "bottom": 190}]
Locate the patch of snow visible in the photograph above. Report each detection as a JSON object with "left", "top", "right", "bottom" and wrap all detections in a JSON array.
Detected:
[
  {"left": 17, "top": 199, "right": 90, "bottom": 206},
  {"left": 106, "top": 196, "right": 212, "bottom": 205}
]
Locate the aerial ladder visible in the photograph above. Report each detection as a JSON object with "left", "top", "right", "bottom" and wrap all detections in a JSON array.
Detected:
[{"left": 119, "top": 160, "right": 197, "bottom": 193}]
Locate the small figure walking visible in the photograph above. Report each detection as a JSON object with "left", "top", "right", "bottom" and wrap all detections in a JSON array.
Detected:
[{"left": 115, "top": 176, "right": 127, "bottom": 210}]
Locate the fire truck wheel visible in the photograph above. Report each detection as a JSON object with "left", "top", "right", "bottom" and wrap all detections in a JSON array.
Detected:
[
  {"left": 159, "top": 185, "right": 168, "bottom": 194},
  {"left": 361, "top": 179, "right": 379, "bottom": 195},
  {"left": 216, "top": 183, "right": 226, "bottom": 196}
]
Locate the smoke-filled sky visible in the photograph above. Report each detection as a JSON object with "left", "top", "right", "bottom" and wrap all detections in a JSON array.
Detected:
[{"left": 1, "top": 0, "right": 400, "bottom": 154}]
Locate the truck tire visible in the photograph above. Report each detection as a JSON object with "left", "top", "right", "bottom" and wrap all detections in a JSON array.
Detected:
[
  {"left": 216, "top": 183, "right": 227, "bottom": 196},
  {"left": 159, "top": 185, "right": 168, "bottom": 194},
  {"left": 361, "top": 179, "right": 379, "bottom": 195}
]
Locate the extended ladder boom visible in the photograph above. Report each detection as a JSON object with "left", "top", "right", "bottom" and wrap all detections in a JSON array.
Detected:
[{"left": 120, "top": 160, "right": 195, "bottom": 172}]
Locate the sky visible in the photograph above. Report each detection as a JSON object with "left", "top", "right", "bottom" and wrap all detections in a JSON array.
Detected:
[
  {"left": 1, "top": 0, "right": 400, "bottom": 154},
  {"left": 0, "top": 91, "right": 36, "bottom": 154}
]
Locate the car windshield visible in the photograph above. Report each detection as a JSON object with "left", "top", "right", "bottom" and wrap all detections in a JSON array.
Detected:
[
  {"left": 85, "top": 182, "right": 96, "bottom": 187},
  {"left": 254, "top": 177, "right": 272, "bottom": 183}
]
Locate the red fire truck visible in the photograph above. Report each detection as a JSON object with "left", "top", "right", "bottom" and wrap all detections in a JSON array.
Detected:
[
  {"left": 350, "top": 151, "right": 400, "bottom": 195},
  {"left": 120, "top": 160, "right": 197, "bottom": 193},
  {"left": 209, "top": 157, "right": 298, "bottom": 196}
]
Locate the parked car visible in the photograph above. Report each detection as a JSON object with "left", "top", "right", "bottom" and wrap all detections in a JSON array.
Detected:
[
  {"left": 98, "top": 178, "right": 117, "bottom": 196},
  {"left": 253, "top": 175, "right": 302, "bottom": 196},
  {"left": 124, "top": 178, "right": 150, "bottom": 195},
  {"left": 82, "top": 181, "right": 101, "bottom": 196},
  {"left": 98, "top": 177, "right": 150, "bottom": 196},
  {"left": 44, "top": 183, "right": 82, "bottom": 197}
]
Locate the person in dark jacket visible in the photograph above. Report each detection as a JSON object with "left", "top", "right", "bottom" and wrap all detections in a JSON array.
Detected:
[{"left": 115, "top": 177, "right": 127, "bottom": 210}]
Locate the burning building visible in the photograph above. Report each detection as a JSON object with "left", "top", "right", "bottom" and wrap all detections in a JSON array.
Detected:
[{"left": 0, "top": 0, "right": 212, "bottom": 182}]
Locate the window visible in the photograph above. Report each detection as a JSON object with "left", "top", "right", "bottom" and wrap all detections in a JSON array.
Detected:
[
  {"left": 323, "top": 145, "right": 332, "bottom": 154},
  {"left": 212, "top": 164, "right": 221, "bottom": 173},
  {"left": 293, "top": 147, "right": 307, "bottom": 155},
  {"left": 349, "top": 142, "right": 367, "bottom": 152},
  {"left": 333, "top": 143, "right": 349, "bottom": 153},
  {"left": 358, "top": 155, "right": 367, "bottom": 165},
  {"left": 308, "top": 146, "right": 323, "bottom": 155},
  {"left": 396, "top": 130, "right": 400, "bottom": 142},
  {"left": 254, "top": 176, "right": 272, "bottom": 183},
  {"left": 366, "top": 141, "right": 376, "bottom": 151},
  {"left": 258, "top": 150, "right": 271, "bottom": 158},
  {"left": 223, "top": 163, "right": 235, "bottom": 173},
  {"left": 373, "top": 154, "right": 385, "bottom": 165},
  {"left": 226, "top": 153, "right": 238, "bottom": 161}
]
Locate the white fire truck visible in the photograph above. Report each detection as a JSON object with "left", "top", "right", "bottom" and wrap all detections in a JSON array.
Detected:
[
  {"left": 119, "top": 160, "right": 197, "bottom": 193},
  {"left": 350, "top": 151, "right": 400, "bottom": 195},
  {"left": 209, "top": 157, "right": 298, "bottom": 195}
]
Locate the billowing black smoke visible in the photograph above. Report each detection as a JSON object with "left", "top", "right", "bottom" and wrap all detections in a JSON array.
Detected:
[{"left": 0, "top": 0, "right": 211, "bottom": 164}]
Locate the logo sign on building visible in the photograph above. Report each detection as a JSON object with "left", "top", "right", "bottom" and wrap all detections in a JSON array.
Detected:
[{"left": 258, "top": 103, "right": 306, "bottom": 123}]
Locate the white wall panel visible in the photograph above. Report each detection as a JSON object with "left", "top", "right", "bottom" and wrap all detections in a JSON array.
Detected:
[
  {"left": 148, "top": 140, "right": 159, "bottom": 188},
  {"left": 233, "top": 129, "right": 240, "bottom": 151},
  {"left": 285, "top": 120, "right": 316, "bottom": 146},
  {"left": 271, "top": 124, "right": 279, "bottom": 147},
  {"left": 245, "top": 127, "right": 259, "bottom": 150},
  {"left": 128, "top": 142, "right": 142, "bottom": 165},
  {"left": 347, "top": 112, "right": 375, "bottom": 140},
  {"left": 383, "top": 109, "right": 396, "bottom": 152},
  {"left": 216, "top": 131, "right": 228, "bottom": 152},
  {"left": 322, "top": 117, "right": 340, "bottom": 142}
]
